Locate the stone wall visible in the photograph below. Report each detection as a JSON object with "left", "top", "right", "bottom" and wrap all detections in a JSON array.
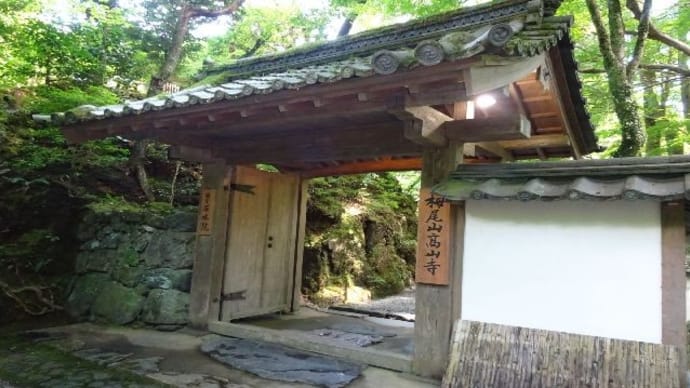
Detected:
[{"left": 65, "top": 208, "right": 197, "bottom": 329}]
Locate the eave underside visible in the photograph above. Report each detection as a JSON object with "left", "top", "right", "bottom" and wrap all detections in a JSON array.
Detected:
[{"left": 62, "top": 46, "right": 591, "bottom": 177}]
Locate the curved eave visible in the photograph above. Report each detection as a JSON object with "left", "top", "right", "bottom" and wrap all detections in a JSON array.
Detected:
[{"left": 548, "top": 35, "right": 598, "bottom": 155}]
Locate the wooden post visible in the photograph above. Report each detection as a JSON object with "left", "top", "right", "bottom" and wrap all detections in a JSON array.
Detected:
[
  {"left": 188, "top": 162, "right": 233, "bottom": 328},
  {"left": 291, "top": 178, "right": 309, "bottom": 312},
  {"left": 661, "top": 200, "right": 687, "bottom": 386},
  {"left": 413, "top": 143, "right": 464, "bottom": 378}
]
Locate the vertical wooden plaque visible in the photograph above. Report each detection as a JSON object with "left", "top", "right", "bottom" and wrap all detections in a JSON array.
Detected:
[
  {"left": 415, "top": 187, "right": 450, "bottom": 285},
  {"left": 197, "top": 188, "right": 216, "bottom": 236}
]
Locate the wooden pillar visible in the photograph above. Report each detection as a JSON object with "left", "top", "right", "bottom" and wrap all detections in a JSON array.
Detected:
[
  {"left": 661, "top": 200, "right": 687, "bottom": 386},
  {"left": 413, "top": 144, "right": 464, "bottom": 378},
  {"left": 188, "top": 162, "right": 233, "bottom": 328},
  {"left": 291, "top": 178, "right": 309, "bottom": 312}
]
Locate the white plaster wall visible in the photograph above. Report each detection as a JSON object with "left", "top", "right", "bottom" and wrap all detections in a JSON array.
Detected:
[{"left": 462, "top": 200, "right": 662, "bottom": 343}]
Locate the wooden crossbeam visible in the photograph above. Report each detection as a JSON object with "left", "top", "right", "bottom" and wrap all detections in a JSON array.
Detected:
[
  {"left": 393, "top": 106, "right": 453, "bottom": 146},
  {"left": 302, "top": 158, "right": 422, "bottom": 177},
  {"left": 497, "top": 133, "right": 570, "bottom": 149},
  {"left": 444, "top": 114, "right": 531, "bottom": 142},
  {"left": 472, "top": 142, "right": 515, "bottom": 161}
]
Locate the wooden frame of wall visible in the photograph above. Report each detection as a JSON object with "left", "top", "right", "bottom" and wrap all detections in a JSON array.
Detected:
[
  {"left": 413, "top": 145, "right": 466, "bottom": 378},
  {"left": 661, "top": 200, "right": 687, "bottom": 386}
]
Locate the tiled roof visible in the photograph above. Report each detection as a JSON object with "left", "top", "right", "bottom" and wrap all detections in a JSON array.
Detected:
[
  {"left": 434, "top": 156, "right": 690, "bottom": 201},
  {"left": 34, "top": 0, "right": 573, "bottom": 126}
]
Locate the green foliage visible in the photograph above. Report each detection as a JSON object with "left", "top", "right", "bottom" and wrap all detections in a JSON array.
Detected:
[
  {"left": 87, "top": 195, "right": 174, "bottom": 215},
  {"left": 363, "top": 243, "right": 411, "bottom": 298},
  {"left": 191, "top": 5, "right": 332, "bottom": 79},
  {"left": 308, "top": 175, "right": 365, "bottom": 218},
  {"left": 330, "top": 0, "right": 464, "bottom": 21},
  {"left": 559, "top": 0, "right": 690, "bottom": 156},
  {"left": 24, "top": 85, "right": 119, "bottom": 113},
  {"left": 0, "top": 229, "right": 59, "bottom": 274},
  {"left": 304, "top": 173, "right": 417, "bottom": 299}
]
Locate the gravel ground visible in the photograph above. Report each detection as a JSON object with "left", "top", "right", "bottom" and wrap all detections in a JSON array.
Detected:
[{"left": 347, "top": 287, "right": 415, "bottom": 316}]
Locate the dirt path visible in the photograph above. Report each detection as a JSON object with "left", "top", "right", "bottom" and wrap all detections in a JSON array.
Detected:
[{"left": 337, "top": 287, "right": 415, "bottom": 320}]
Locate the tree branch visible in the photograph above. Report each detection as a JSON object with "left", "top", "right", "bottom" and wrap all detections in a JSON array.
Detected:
[
  {"left": 189, "top": 0, "right": 245, "bottom": 18},
  {"left": 608, "top": 0, "right": 626, "bottom": 64},
  {"left": 641, "top": 64, "right": 690, "bottom": 76},
  {"left": 627, "top": 0, "right": 690, "bottom": 56},
  {"left": 626, "top": 0, "right": 652, "bottom": 77},
  {"left": 585, "top": 0, "right": 618, "bottom": 72},
  {"left": 581, "top": 64, "right": 690, "bottom": 76},
  {"left": 0, "top": 280, "right": 63, "bottom": 316},
  {"left": 240, "top": 38, "right": 265, "bottom": 58}
]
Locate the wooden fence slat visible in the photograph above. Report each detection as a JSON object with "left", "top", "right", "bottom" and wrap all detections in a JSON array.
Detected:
[{"left": 442, "top": 320, "right": 683, "bottom": 388}]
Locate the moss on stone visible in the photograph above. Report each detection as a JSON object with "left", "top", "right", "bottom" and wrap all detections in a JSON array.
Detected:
[{"left": 0, "top": 335, "right": 166, "bottom": 387}]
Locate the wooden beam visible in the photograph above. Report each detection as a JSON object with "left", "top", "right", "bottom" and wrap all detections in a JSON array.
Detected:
[
  {"left": 661, "top": 200, "right": 687, "bottom": 386},
  {"left": 209, "top": 321, "right": 413, "bottom": 373},
  {"left": 291, "top": 179, "right": 309, "bottom": 311},
  {"left": 393, "top": 106, "right": 452, "bottom": 146},
  {"left": 414, "top": 143, "right": 464, "bottom": 378},
  {"left": 464, "top": 141, "right": 515, "bottom": 162},
  {"left": 443, "top": 114, "right": 531, "bottom": 142},
  {"left": 449, "top": 101, "right": 471, "bottom": 120},
  {"left": 546, "top": 49, "right": 583, "bottom": 159},
  {"left": 522, "top": 95, "right": 552, "bottom": 103},
  {"left": 531, "top": 112, "right": 558, "bottom": 119},
  {"left": 213, "top": 135, "right": 422, "bottom": 165},
  {"left": 498, "top": 133, "right": 569, "bottom": 149},
  {"left": 302, "top": 157, "right": 422, "bottom": 177},
  {"left": 189, "top": 162, "right": 232, "bottom": 328}
]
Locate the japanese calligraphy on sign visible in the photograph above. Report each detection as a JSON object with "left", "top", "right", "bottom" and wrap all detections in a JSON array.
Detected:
[
  {"left": 197, "top": 189, "right": 216, "bottom": 236},
  {"left": 415, "top": 187, "right": 450, "bottom": 285}
]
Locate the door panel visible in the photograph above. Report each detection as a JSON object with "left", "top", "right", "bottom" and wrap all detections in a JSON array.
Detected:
[
  {"left": 220, "top": 167, "right": 300, "bottom": 321},
  {"left": 261, "top": 173, "right": 299, "bottom": 310}
]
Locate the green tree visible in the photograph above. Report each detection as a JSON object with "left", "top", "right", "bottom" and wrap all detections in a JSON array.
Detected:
[{"left": 144, "top": 0, "right": 245, "bottom": 96}]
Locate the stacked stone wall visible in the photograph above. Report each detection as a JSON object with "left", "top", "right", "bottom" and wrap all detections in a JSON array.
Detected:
[{"left": 66, "top": 209, "right": 197, "bottom": 329}]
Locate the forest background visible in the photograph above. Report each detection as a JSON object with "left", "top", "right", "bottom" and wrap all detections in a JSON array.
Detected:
[{"left": 0, "top": 0, "right": 688, "bottom": 320}]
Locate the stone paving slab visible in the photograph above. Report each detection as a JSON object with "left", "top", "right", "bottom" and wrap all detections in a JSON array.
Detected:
[
  {"left": 1, "top": 323, "right": 436, "bottom": 388},
  {"left": 201, "top": 336, "right": 363, "bottom": 388}
]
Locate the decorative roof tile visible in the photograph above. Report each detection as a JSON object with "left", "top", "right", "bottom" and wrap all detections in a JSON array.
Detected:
[
  {"left": 434, "top": 156, "right": 690, "bottom": 201},
  {"left": 33, "top": 0, "right": 574, "bottom": 126}
]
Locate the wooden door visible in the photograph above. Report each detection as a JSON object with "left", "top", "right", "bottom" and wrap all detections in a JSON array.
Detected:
[{"left": 220, "top": 167, "right": 300, "bottom": 321}]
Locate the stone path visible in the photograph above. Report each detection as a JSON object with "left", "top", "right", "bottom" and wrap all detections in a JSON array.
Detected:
[
  {"left": 0, "top": 323, "right": 435, "bottom": 388},
  {"left": 201, "top": 336, "right": 362, "bottom": 388},
  {"left": 0, "top": 334, "right": 166, "bottom": 388}
]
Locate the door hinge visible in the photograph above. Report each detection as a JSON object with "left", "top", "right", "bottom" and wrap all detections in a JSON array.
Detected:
[
  {"left": 221, "top": 290, "right": 247, "bottom": 301},
  {"left": 230, "top": 183, "right": 255, "bottom": 195}
]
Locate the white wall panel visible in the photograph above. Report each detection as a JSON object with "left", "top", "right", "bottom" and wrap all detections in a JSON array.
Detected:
[{"left": 462, "top": 200, "right": 662, "bottom": 343}]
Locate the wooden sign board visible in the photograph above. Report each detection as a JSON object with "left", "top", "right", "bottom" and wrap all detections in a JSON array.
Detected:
[
  {"left": 197, "top": 189, "right": 216, "bottom": 236},
  {"left": 415, "top": 187, "right": 451, "bottom": 285}
]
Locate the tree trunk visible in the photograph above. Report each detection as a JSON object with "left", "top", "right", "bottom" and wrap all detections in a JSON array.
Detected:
[
  {"left": 677, "top": 52, "right": 690, "bottom": 155},
  {"left": 586, "top": 0, "right": 647, "bottom": 157},
  {"left": 131, "top": 139, "right": 155, "bottom": 202},
  {"left": 148, "top": 4, "right": 192, "bottom": 97},
  {"left": 337, "top": 17, "right": 355, "bottom": 37},
  {"left": 608, "top": 67, "right": 645, "bottom": 157},
  {"left": 642, "top": 69, "right": 661, "bottom": 155},
  {"left": 147, "top": 1, "right": 245, "bottom": 97}
]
